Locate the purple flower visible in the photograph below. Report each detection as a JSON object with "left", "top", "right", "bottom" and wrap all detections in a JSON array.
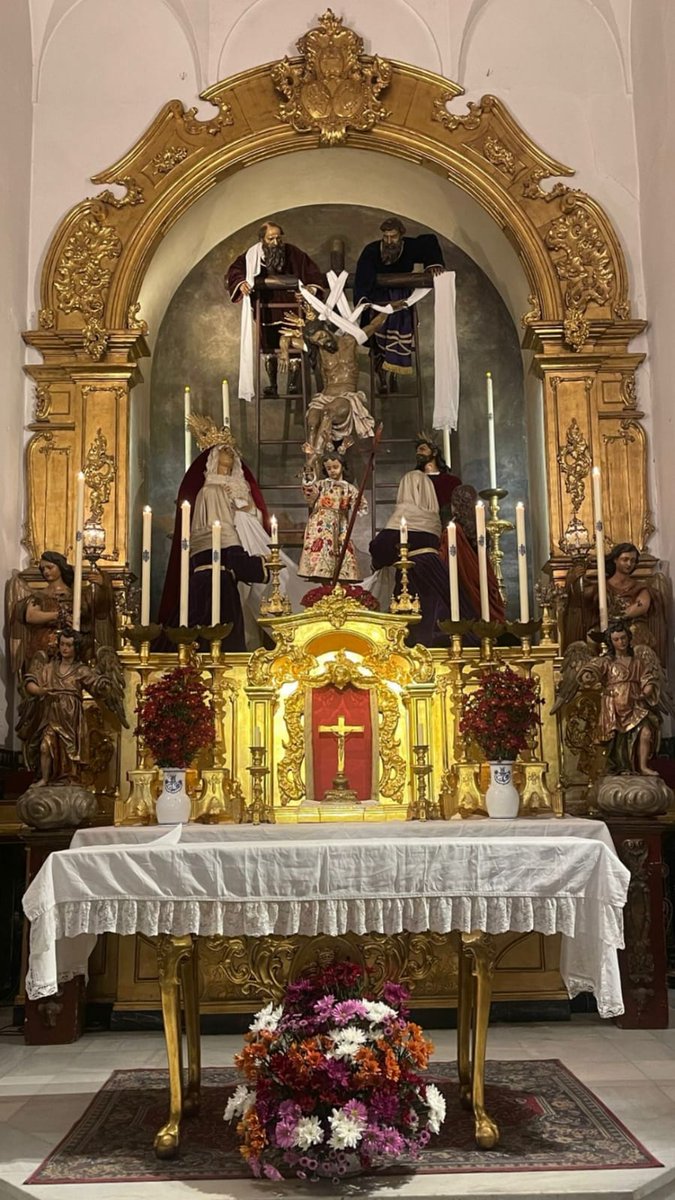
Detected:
[
  {"left": 343, "top": 1099, "right": 368, "bottom": 1123},
  {"left": 332, "top": 999, "right": 367, "bottom": 1025},
  {"left": 382, "top": 981, "right": 410, "bottom": 1014},
  {"left": 369, "top": 1087, "right": 399, "bottom": 1123},
  {"left": 263, "top": 1163, "right": 283, "bottom": 1180},
  {"left": 313, "top": 994, "right": 336, "bottom": 1021}
]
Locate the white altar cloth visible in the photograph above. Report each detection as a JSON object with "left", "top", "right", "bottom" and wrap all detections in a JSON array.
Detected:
[{"left": 23, "top": 818, "right": 630, "bottom": 1018}]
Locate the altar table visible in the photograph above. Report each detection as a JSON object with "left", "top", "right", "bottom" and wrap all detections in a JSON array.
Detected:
[{"left": 22, "top": 818, "right": 630, "bottom": 1156}]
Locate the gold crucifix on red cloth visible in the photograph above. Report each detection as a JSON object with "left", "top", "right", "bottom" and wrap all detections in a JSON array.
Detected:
[{"left": 318, "top": 713, "right": 364, "bottom": 802}]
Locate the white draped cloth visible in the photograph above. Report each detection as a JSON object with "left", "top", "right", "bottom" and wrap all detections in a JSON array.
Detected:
[{"left": 23, "top": 818, "right": 629, "bottom": 1018}]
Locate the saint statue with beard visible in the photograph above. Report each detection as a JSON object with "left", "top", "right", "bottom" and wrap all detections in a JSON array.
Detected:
[
  {"left": 353, "top": 216, "right": 445, "bottom": 393},
  {"left": 227, "top": 220, "right": 325, "bottom": 398}
]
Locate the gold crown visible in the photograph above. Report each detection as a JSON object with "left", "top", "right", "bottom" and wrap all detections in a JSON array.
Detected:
[{"left": 186, "top": 411, "right": 236, "bottom": 452}]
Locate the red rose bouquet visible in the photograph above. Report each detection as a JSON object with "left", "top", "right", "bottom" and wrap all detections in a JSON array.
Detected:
[
  {"left": 459, "top": 664, "right": 540, "bottom": 762},
  {"left": 301, "top": 584, "right": 379, "bottom": 611},
  {"left": 225, "top": 961, "right": 445, "bottom": 1181},
  {"left": 135, "top": 664, "right": 215, "bottom": 768}
]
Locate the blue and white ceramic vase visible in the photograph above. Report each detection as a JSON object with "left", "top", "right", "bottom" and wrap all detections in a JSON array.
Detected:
[
  {"left": 156, "top": 768, "right": 191, "bottom": 824},
  {"left": 485, "top": 762, "right": 520, "bottom": 819}
]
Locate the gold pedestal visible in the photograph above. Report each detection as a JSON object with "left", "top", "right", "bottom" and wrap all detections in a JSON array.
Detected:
[{"left": 322, "top": 770, "right": 359, "bottom": 804}]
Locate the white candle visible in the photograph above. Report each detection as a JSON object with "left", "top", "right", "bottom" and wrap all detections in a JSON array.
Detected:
[
  {"left": 486, "top": 371, "right": 497, "bottom": 490},
  {"left": 222, "top": 379, "right": 230, "bottom": 427},
  {"left": 400, "top": 516, "right": 408, "bottom": 546},
  {"left": 475, "top": 500, "right": 490, "bottom": 622},
  {"left": 72, "top": 471, "right": 85, "bottom": 631},
  {"left": 141, "top": 505, "right": 152, "bottom": 625},
  {"left": 254, "top": 726, "right": 262, "bottom": 747},
  {"left": 270, "top": 514, "right": 278, "bottom": 546},
  {"left": 184, "top": 386, "right": 191, "bottom": 473},
  {"left": 442, "top": 428, "right": 452, "bottom": 469},
  {"left": 211, "top": 520, "right": 221, "bottom": 626},
  {"left": 515, "top": 502, "right": 529, "bottom": 623},
  {"left": 592, "top": 466, "right": 608, "bottom": 631},
  {"left": 417, "top": 714, "right": 425, "bottom": 745},
  {"left": 447, "top": 522, "right": 460, "bottom": 621},
  {"left": 179, "top": 499, "right": 190, "bottom": 626}
]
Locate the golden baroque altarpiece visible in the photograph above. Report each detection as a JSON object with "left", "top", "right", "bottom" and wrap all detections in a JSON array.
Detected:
[{"left": 18, "top": 11, "right": 652, "bottom": 1015}]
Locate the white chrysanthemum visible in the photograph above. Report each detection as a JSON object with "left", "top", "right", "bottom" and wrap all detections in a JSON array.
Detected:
[
  {"left": 293, "top": 1115, "right": 325, "bottom": 1149},
  {"left": 223, "top": 1084, "right": 254, "bottom": 1122},
  {"left": 425, "top": 1083, "right": 446, "bottom": 1134},
  {"left": 327, "top": 1025, "right": 367, "bottom": 1060},
  {"left": 248, "top": 1001, "right": 282, "bottom": 1034},
  {"left": 327, "top": 1106, "right": 367, "bottom": 1150},
  {"left": 360, "top": 999, "right": 397, "bottom": 1026}
]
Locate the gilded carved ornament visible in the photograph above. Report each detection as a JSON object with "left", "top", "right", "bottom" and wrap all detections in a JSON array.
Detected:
[
  {"left": 272, "top": 9, "right": 392, "bottom": 146},
  {"left": 82, "top": 423, "right": 117, "bottom": 524},
  {"left": 33, "top": 385, "right": 51, "bottom": 422},
  {"left": 148, "top": 145, "right": 189, "bottom": 175},
  {"left": 126, "top": 302, "right": 148, "bottom": 334},
  {"left": 482, "top": 135, "right": 515, "bottom": 177},
  {"left": 93, "top": 176, "right": 145, "bottom": 209},
  {"left": 276, "top": 651, "right": 407, "bottom": 809},
  {"left": 556, "top": 416, "right": 592, "bottom": 514}
]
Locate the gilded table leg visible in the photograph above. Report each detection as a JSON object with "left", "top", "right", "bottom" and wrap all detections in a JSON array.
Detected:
[
  {"left": 154, "top": 934, "right": 193, "bottom": 1159},
  {"left": 180, "top": 936, "right": 201, "bottom": 1116},
  {"left": 461, "top": 931, "right": 499, "bottom": 1149},
  {"left": 456, "top": 932, "right": 473, "bottom": 1110}
]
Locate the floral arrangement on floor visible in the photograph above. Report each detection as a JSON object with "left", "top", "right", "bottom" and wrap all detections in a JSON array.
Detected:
[
  {"left": 459, "top": 663, "right": 540, "bottom": 762},
  {"left": 224, "top": 960, "right": 445, "bottom": 1181},
  {"left": 135, "top": 664, "right": 215, "bottom": 768},
  {"left": 301, "top": 583, "right": 379, "bottom": 611}
]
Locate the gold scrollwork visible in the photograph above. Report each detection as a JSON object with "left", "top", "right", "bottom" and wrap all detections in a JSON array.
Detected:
[
  {"left": 94, "top": 176, "right": 144, "bottom": 208},
  {"left": 640, "top": 510, "right": 656, "bottom": 552},
  {"left": 149, "top": 145, "right": 190, "bottom": 175},
  {"left": 272, "top": 9, "right": 392, "bottom": 146},
  {"left": 621, "top": 373, "right": 637, "bottom": 408},
  {"left": 521, "top": 167, "right": 569, "bottom": 202},
  {"left": 33, "top": 385, "right": 51, "bottom": 421},
  {"left": 602, "top": 419, "right": 637, "bottom": 447},
  {"left": 433, "top": 94, "right": 493, "bottom": 132},
  {"left": 563, "top": 308, "right": 590, "bottom": 352},
  {"left": 82, "top": 317, "right": 109, "bottom": 361},
  {"left": 82, "top": 423, "right": 117, "bottom": 523},
  {"left": 545, "top": 194, "right": 616, "bottom": 317},
  {"left": 521, "top": 293, "right": 541, "bottom": 327},
  {"left": 53, "top": 212, "right": 122, "bottom": 329},
  {"left": 126, "top": 302, "right": 148, "bottom": 334},
  {"left": 556, "top": 416, "right": 592, "bottom": 513},
  {"left": 38, "top": 307, "right": 55, "bottom": 329},
  {"left": 179, "top": 99, "right": 233, "bottom": 137},
  {"left": 482, "top": 135, "right": 515, "bottom": 177},
  {"left": 276, "top": 651, "right": 406, "bottom": 808}
]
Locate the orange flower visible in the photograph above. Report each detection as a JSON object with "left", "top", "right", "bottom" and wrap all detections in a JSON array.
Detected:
[
  {"left": 235, "top": 1040, "right": 270, "bottom": 1081},
  {"left": 383, "top": 1046, "right": 401, "bottom": 1082},
  {"left": 353, "top": 1046, "right": 381, "bottom": 1087},
  {"left": 238, "top": 1108, "right": 267, "bottom": 1156}
]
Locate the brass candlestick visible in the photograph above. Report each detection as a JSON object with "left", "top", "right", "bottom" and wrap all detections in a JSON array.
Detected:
[
  {"left": 247, "top": 745, "right": 272, "bottom": 824},
  {"left": 260, "top": 545, "right": 291, "bottom": 617},
  {"left": 479, "top": 488, "right": 514, "bottom": 604},
  {"left": 413, "top": 743, "right": 438, "bottom": 820},
  {"left": 389, "top": 544, "right": 420, "bottom": 615},
  {"left": 534, "top": 580, "right": 563, "bottom": 646},
  {"left": 505, "top": 619, "right": 542, "bottom": 660}
]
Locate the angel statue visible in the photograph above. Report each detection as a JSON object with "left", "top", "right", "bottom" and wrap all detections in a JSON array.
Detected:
[
  {"left": 7, "top": 549, "right": 118, "bottom": 681},
  {"left": 16, "top": 628, "right": 127, "bottom": 789},
  {"left": 552, "top": 619, "right": 672, "bottom": 776},
  {"left": 560, "top": 542, "right": 669, "bottom": 664}
]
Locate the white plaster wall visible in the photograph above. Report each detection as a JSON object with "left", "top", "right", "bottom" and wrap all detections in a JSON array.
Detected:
[
  {"left": 0, "top": 0, "right": 33, "bottom": 743},
  {"left": 632, "top": 0, "right": 675, "bottom": 577}
]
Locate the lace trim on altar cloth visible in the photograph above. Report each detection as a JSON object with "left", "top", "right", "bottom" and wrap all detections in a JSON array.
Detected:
[{"left": 25, "top": 894, "right": 626, "bottom": 1018}]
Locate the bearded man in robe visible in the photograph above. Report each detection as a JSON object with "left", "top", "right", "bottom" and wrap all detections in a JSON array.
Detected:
[
  {"left": 353, "top": 217, "right": 445, "bottom": 393},
  {"left": 226, "top": 221, "right": 325, "bottom": 398}
]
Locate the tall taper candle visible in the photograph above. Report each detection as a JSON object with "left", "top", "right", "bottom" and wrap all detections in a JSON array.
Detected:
[
  {"left": 184, "top": 386, "right": 191, "bottom": 472},
  {"left": 222, "top": 379, "right": 230, "bottom": 427},
  {"left": 72, "top": 471, "right": 85, "bottom": 631},
  {"left": 515, "top": 502, "right": 529, "bottom": 623},
  {"left": 475, "top": 500, "right": 490, "bottom": 622},
  {"left": 399, "top": 516, "right": 408, "bottom": 546},
  {"left": 442, "top": 428, "right": 452, "bottom": 468},
  {"left": 211, "top": 521, "right": 221, "bottom": 625},
  {"left": 486, "top": 371, "right": 497, "bottom": 490},
  {"left": 447, "top": 522, "right": 460, "bottom": 621},
  {"left": 592, "top": 466, "right": 608, "bottom": 631},
  {"left": 179, "top": 500, "right": 190, "bottom": 626},
  {"left": 141, "top": 505, "right": 152, "bottom": 625},
  {"left": 270, "top": 514, "right": 278, "bottom": 546}
]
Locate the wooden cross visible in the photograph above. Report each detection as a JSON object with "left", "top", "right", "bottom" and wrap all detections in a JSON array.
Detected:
[{"left": 318, "top": 714, "right": 364, "bottom": 774}]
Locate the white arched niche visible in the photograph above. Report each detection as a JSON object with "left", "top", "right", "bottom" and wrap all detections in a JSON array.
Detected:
[{"left": 133, "top": 146, "right": 548, "bottom": 575}]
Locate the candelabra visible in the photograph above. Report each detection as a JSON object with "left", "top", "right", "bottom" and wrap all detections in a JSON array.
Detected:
[
  {"left": 260, "top": 545, "right": 291, "bottom": 617},
  {"left": 389, "top": 544, "right": 420, "bottom": 615},
  {"left": 478, "top": 488, "right": 514, "bottom": 604},
  {"left": 247, "top": 744, "right": 272, "bottom": 823},
  {"left": 193, "top": 629, "right": 241, "bottom": 823},
  {"left": 505, "top": 619, "right": 542, "bottom": 660},
  {"left": 412, "top": 743, "right": 438, "bottom": 820},
  {"left": 534, "top": 580, "right": 563, "bottom": 646},
  {"left": 120, "top": 623, "right": 164, "bottom": 825}
]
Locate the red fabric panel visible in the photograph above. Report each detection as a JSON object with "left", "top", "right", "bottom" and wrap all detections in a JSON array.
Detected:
[{"left": 311, "top": 685, "right": 372, "bottom": 802}]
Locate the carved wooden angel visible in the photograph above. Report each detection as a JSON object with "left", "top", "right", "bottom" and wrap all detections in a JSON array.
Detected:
[
  {"left": 552, "top": 619, "right": 673, "bottom": 776},
  {"left": 16, "top": 628, "right": 128, "bottom": 787}
]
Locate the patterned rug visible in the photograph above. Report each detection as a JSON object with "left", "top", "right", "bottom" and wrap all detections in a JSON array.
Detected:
[{"left": 26, "top": 1060, "right": 661, "bottom": 1184}]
